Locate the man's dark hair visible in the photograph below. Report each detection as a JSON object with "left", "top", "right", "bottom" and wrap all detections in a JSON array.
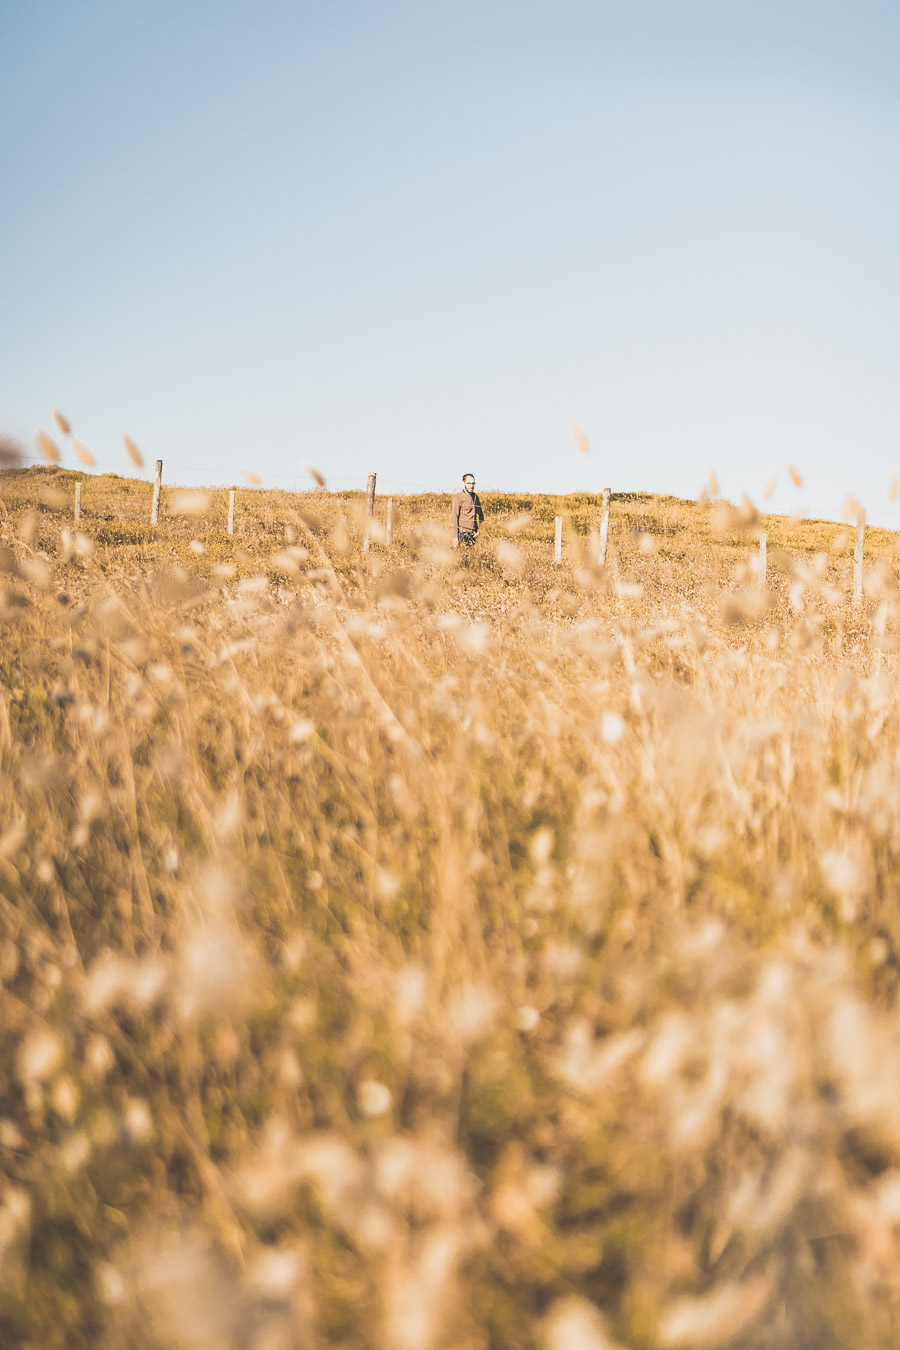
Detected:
[{"left": 462, "top": 473, "right": 474, "bottom": 481}]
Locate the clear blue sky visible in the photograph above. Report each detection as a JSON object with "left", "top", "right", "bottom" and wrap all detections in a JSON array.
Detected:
[{"left": 3, "top": 0, "right": 900, "bottom": 524}]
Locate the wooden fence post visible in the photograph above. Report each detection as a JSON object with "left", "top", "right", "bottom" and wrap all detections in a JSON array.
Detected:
[
  {"left": 227, "top": 488, "right": 235, "bottom": 536},
  {"left": 758, "top": 530, "right": 767, "bottom": 588},
  {"left": 386, "top": 497, "right": 393, "bottom": 545},
  {"left": 74, "top": 481, "right": 81, "bottom": 527},
  {"left": 554, "top": 516, "right": 562, "bottom": 563},
  {"left": 363, "top": 471, "right": 376, "bottom": 552},
  {"left": 150, "top": 459, "right": 162, "bottom": 525},
  {"left": 598, "top": 487, "right": 611, "bottom": 566},
  {"left": 852, "top": 510, "right": 866, "bottom": 607}
]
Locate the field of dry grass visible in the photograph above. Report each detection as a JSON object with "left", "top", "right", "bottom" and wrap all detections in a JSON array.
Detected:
[{"left": 3, "top": 464, "right": 900, "bottom": 1349}]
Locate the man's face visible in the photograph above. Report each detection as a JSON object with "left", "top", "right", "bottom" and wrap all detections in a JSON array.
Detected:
[{"left": 463, "top": 476, "right": 475, "bottom": 494}]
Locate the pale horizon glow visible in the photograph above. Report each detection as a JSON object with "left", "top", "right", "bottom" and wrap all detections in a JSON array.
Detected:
[{"left": 3, "top": 1, "right": 900, "bottom": 527}]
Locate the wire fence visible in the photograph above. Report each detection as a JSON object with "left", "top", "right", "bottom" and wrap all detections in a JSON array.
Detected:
[
  {"left": 8, "top": 444, "right": 900, "bottom": 527},
  {"left": 10, "top": 451, "right": 439, "bottom": 494}
]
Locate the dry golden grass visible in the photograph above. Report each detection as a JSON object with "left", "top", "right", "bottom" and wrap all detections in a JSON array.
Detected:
[{"left": 2, "top": 466, "right": 900, "bottom": 1348}]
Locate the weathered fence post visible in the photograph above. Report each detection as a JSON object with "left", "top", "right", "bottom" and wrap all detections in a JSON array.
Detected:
[
  {"left": 363, "top": 471, "right": 376, "bottom": 552},
  {"left": 74, "top": 481, "right": 81, "bottom": 527},
  {"left": 386, "top": 497, "right": 394, "bottom": 546},
  {"left": 150, "top": 459, "right": 162, "bottom": 525},
  {"left": 758, "top": 530, "right": 767, "bottom": 587},
  {"left": 852, "top": 510, "right": 866, "bottom": 607},
  {"left": 227, "top": 488, "right": 235, "bottom": 536},
  {"left": 598, "top": 487, "right": 611, "bottom": 566},
  {"left": 554, "top": 516, "right": 562, "bottom": 564}
]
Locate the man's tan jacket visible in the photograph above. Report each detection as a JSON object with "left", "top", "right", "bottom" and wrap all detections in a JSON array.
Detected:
[{"left": 450, "top": 489, "right": 484, "bottom": 539}]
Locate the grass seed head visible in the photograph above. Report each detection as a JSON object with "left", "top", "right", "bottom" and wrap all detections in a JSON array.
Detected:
[
  {"left": 18, "top": 1028, "right": 63, "bottom": 1084},
  {"left": 0, "top": 432, "right": 24, "bottom": 468},
  {"left": 73, "top": 438, "right": 95, "bottom": 466},
  {"left": 659, "top": 1271, "right": 775, "bottom": 1349},
  {"left": 123, "top": 433, "right": 144, "bottom": 466},
  {"left": 35, "top": 428, "right": 61, "bottom": 462},
  {"left": 170, "top": 490, "right": 211, "bottom": 516},
  {"left": 543, "top": 1296, "right": 624, "bottom": 1350},
  {"left": 303, "top": 461, "right": 326, "bottom": 487}
]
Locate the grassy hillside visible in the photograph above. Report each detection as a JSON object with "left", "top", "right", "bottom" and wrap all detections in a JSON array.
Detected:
[{"left": 2, "top": 466, "right": 900, "bottom": 1349}]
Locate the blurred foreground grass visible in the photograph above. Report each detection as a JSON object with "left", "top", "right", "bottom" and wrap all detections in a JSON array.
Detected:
[{"left": 3, "top": 467, "right": 900, "bottom": 1348}]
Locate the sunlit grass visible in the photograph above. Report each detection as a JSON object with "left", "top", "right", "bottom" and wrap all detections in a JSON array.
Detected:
[{"left": 2, "top": 465, "right": 900, "bottom": 1348}]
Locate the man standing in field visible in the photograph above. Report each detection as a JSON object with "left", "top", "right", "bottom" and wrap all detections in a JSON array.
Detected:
[{"left": 451, "top": 472, "right": 484, "bottom": 548}]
